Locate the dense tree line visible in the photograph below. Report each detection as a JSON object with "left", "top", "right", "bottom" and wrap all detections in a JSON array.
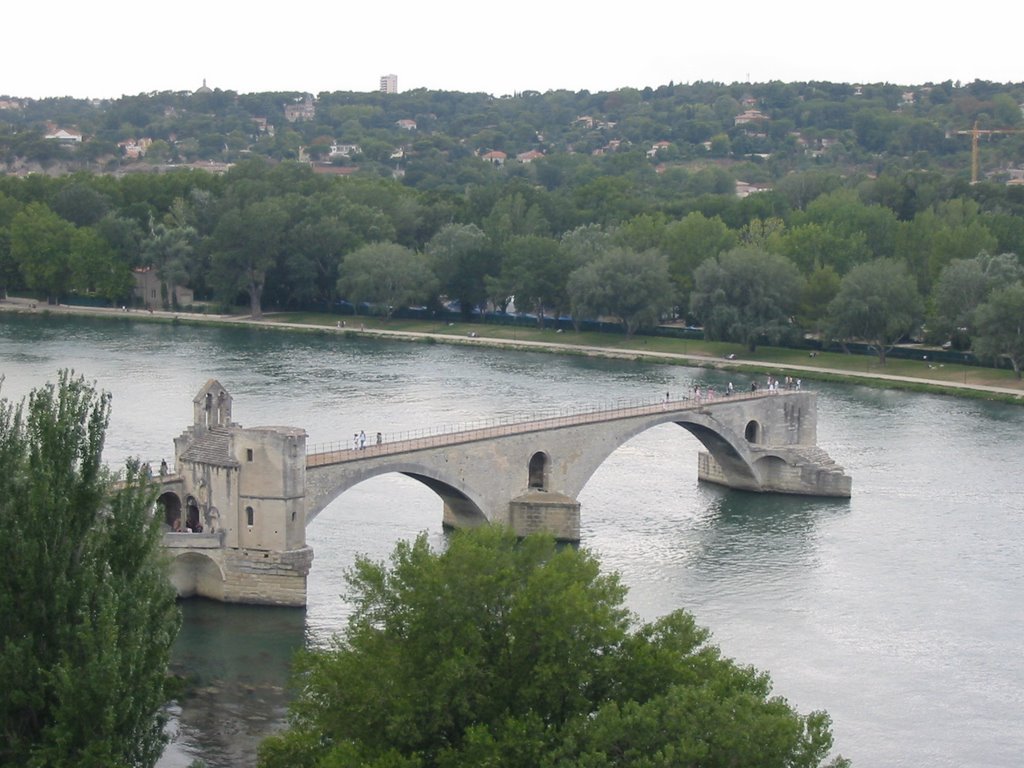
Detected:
[{"left": 2, "top": 154, "right": 1023, "bottom": 370}]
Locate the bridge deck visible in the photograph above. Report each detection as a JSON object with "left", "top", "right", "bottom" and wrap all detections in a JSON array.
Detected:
[{"left": 306, "top": 389, "right": 781, "bottom": 469}]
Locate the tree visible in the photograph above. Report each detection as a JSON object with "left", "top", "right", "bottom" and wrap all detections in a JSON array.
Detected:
[
  {"left": 991, "top": 94, "right": 1023, "bottom": 127},
  {"left": 51, "top": 180, "right": 111, "bottom": 227},
  {"left": 894, "top": 201, "right": 998, "bottom": 295},
  {"left": 776, "top": 222, "right": 871, "bottom": 277},
  {"left": 498, "top": 235, "right": 572, "bottom": 326},
  {"left": 483, "top": 190, "right": 552, "bottom": 243},
  {"left": 258, "top": 527, "right": 846, "bottom": 768},
  {"left": 425, "top": 223, "right": 494, "bottom": 316},
  {"left": 276, "top": 216, "right": 354, "bottom": 309},
  {"left": 69, "top": 226, "right": 134, "bottom": 304},
  {"left": 560, "top": 223, "right": 614, "bottom": 270},
  {"left": 690, "top": 247, "right": 804, "bottom": 351},
  {"left": 773, "top": 170, "right": 843, "bottom": 211},
  {"left": 337, "top": 241, "right": 438, "bottom": 320},
  {"left": 567, "top": 247, "right": 673, "bottom": 337},
  {"left": 661, "top": 212, "right": 737, "bottom": 307},
  {"left": 94, "top": 214, "right": 145, "bottom": 269},
  {"left": 0, "top": 191, "right": 24, "bottom": 297},
  {"left": 800, "top": 265, "right": 842, "bottom": 334},
  {"left": 972, "top": 282, "right": 1024, "bottom": 378},
  {"left": 210, "top": 198, "right": 289, "bottom": 317},
  {"left": 738, "top": 216, "right": 786, "bottom": 249},
  {"left": 827, "top": 258, "right": 923, "bottom": 364},
  {"left": 9, "top": 202, "right": 76, "bottom": 303},
  {"left": 801, "top": 189, "right": 899, "bottom": 261},
  {"left": 142, "top": 222, "right": 198, "bottom": 309},
  {"left": 615, "top": 212, "right": 668, "bottom": 253},
  {"left": 929, "top": 252, "right": 1023, "bottom": 346},
  {"left": 0, "top": 371, "right": 180, "bottom": 767}
]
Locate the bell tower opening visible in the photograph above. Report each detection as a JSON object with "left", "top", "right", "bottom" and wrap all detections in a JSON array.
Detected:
[{"left": 193, "top": 379, "right": 233, "bottom": 429}]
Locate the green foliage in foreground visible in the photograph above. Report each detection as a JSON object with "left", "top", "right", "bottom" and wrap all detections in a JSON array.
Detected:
[
  {"left": 259, "top": 527, "right": 848, "bottom": 768},
  {"left": 0, "top": 371, "right": 181, "bottom": 768}
]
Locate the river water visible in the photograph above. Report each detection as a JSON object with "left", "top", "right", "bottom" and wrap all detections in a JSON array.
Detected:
[{"left": 1, "top": 313, "right": 1021, "bottom": 768}]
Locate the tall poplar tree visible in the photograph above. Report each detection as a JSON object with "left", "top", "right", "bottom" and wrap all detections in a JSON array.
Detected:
[{"left": 0, "top": 371, "right": 180, "bottom": 768}]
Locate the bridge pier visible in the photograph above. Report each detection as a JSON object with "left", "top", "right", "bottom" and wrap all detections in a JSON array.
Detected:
[
  {"left": 507, "top": 491, "right": 581, "bottom": 541},
  {"left": 698, "top": 448, "right": 851, "bottom": 497}
]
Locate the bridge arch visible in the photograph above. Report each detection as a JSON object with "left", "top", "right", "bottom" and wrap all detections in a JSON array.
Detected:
[
  {"left": 168, "top": 551, "right": 225, "bottom": 600},
  {"left": 558, "top": 409, "right": 767, "bottom": 500},
  {"left": 305, "top": 458, "right": 490, "bottom": 529}
]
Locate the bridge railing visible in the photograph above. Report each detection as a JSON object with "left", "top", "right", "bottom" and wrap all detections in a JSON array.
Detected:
[{"left": 306, "top": 386, "right": 797, "bottom": 466}]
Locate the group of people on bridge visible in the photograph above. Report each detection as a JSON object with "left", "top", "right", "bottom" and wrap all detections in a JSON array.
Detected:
[
  {"left": 353, "top": 430, "right": 383, "bottom": 450},
  {"left": 760, "top": 375, "right": 801, "bottom": 392},
  {"left": 664, "top": 375, "right": 802, "bottom": 406}
]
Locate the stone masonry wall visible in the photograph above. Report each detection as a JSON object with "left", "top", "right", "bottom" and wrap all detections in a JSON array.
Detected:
[{"left": 221, "top": 546, "right": 314, "bottom": 606}]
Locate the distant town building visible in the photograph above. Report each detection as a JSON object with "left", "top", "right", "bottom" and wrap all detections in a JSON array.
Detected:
[
  {"left": 646, "top": 140, "right": 672, "bottom": 158},
  {"left": 329, "top": 143, "right": 361, "bottom": 158},
  {"left": 592, "top": 139, "right": 624, "bottom": 156},
  {"left": 284, "top": 94, "right": 316, "bottom": 122},
  {"left": 395, "top": 119, "right": 417, "bottom": 131},
  {"left": 734, "top": 109, "right": 769, "bottom": 126},
  {"left": 380, "top": 74, "right": 398, "bottom": 94},
  {"left": 516, "top": 150, "right": 544, "bottom": 163},
  {"left": 118, "top": 138, "right": 152, "bottom": 159},
  {"left": 735, "top": 180, "right": 772, "bottom": 198},
  {"left": 44, "top": 123, "right": 83, "bottom": 143}
]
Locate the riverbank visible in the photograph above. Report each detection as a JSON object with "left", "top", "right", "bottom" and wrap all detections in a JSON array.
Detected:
[{"left": 3, "top": 297, "right": 1022, "bottom": 402}]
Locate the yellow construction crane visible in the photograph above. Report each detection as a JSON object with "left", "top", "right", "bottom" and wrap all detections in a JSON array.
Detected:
[{"left": 954, "top": 120, "right": 1024, "bottom": 184}]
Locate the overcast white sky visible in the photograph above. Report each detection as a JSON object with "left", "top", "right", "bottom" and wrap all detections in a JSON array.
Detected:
[{"left": 5, "top": 1, "right": 1020, "bottom": 99}]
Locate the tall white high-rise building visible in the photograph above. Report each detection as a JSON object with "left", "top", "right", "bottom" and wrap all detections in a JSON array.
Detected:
[{"left": 379, "top": 74, "right": 398, "bottom": 94}]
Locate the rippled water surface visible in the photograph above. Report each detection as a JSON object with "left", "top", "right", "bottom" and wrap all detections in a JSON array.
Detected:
[{"left": 2, "top": 313, "right": 1022, "bottom": 768}]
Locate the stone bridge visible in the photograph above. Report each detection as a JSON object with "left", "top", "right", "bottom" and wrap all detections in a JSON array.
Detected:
[
  {"left": 304, "top": 389, "right": 850, "bottom": 540},
  {"left": 156, "top": 380, "right": 850, "bottom": 606}
]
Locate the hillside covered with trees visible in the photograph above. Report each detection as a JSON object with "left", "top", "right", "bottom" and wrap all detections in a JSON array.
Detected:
[
  {"left": 3, "top": 79, "right": 1024, "bottom": 184},
  {"left": 2, "top": 80, "right": 1024, "bottom": 373}
]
